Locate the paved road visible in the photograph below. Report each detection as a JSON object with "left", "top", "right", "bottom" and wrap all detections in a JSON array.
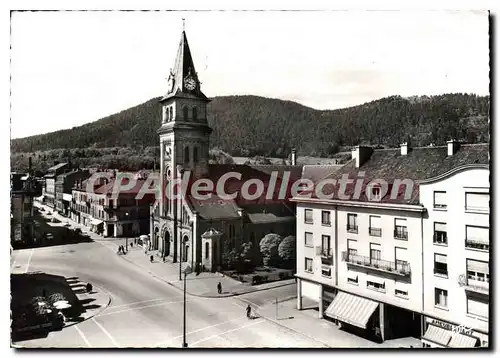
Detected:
[{"left": 11, "top": 241, "right": 324, "bottom": 348}]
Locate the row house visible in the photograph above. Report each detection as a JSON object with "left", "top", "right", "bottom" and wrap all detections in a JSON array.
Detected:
[
  {"left": 55, "top": 169, "right": 90, "bottom": 216},
  {"left": 292, "top": 140, "right": 489, "bottom": 348},
  {"left": 70, "top": 172, "right": 155, "bottom": 237},
  {"left": 42, "top": 162, "right": 70, "bottom": 208}
]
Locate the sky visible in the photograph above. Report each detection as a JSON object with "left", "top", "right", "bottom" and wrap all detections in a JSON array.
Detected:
[{"left": 10, "top": 10, "right": 490, "bottom": 139}]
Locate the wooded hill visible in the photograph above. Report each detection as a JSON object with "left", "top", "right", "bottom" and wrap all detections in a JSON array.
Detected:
[{"left": 11, "top": 93, "right": 489, "bottom": 172}]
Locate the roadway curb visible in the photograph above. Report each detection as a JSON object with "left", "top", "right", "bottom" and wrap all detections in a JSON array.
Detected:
[
  {"left": 62, "top": 283, "right": 112, "bottom": 328},
  {"left": 117, "top": 252, "right": 295, "bottom": 298}
]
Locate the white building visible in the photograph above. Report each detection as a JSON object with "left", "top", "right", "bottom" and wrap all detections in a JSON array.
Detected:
[
  {"left": 419, "top": 154, "right": 489, "bottom": 348},
  {"left": 293, "top": 141, "right": 490, "bottom": 347}
]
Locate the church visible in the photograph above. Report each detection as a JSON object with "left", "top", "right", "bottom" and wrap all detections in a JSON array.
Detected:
[{"left": 149, "top": 29, "right": 310, "bottom": 272}]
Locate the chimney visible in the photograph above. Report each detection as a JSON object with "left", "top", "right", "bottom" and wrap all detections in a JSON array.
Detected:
[
  {"left": 447, "top": 139, "right": 460, "bottom": 156},
  {"left": 400, "top": 142, "right": 409, "bottom": 156},
  {"left": 354, "top": 146, "right": 374, "bottom": 168},
  {"left": 291, "top": 148, "right": 297, "bottom": 166}
]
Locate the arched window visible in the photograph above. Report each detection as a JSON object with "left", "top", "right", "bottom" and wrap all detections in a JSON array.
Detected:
[
  {"left": 192, "top": 107, "right": 198, "bottom": 121},
  {"left": 183, "top": 106, "right": 189, "bottom": 121},
  {"left": 184, "top": 146, "right": 190, "bottom": 163},
  {"left": 205, "top": 242, "right": 209, "bottom": 259},
  {"left": 193, "top": 147, "right": 199, "bottom": 163},
  {"left": 169, "top": 107, "right": 173, "bottom": 121}
]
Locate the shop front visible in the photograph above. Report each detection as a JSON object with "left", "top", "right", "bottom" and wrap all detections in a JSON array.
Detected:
[{"left": 421, "top": 317, "right": 485, "bottom": 348}]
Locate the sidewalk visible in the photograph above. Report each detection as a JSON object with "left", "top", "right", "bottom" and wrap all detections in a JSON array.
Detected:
[
  {"left": 254, "top": 298, "right": 422, "bottom": 348},
  {"left": 110, "top": 239, "right": 295, "bottom": 298}
]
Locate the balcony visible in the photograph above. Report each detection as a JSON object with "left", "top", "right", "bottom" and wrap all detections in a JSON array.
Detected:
[
  {"left": 342, "top": 251, "right": 411, "bottom": 277},
  {"left": 394, "top": 228, "right": 408, "bottom": 240},
  {"left": 458, "top": 275, "right": 489, "bottom": 295},
  {"left": 318, "top": 247, "right": 333, "bottom": 265},
  {"left": 433, "top": 232, "right": 448, "bottom": 245},
  {"left": 346, "top": 224, "right": 358, "bottom": 234},
  {"left": 369, "top": 227, "right": 382, "bottom": 237},
  {"left": 465, "top": 238, "right": 489, "bottom": 251}
]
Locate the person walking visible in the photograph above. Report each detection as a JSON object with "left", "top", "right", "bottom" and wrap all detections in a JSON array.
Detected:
[
  {"left": 217, "top": 282, "right": 222, "bottom": 294},
  {"left": 150, "top": 255, "right": 154, "bottom": 263},
  {"left": 246, "top": 304, "right": 252, "bottom": 319}
]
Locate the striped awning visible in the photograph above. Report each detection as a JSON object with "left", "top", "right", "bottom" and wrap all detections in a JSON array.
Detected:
[
  {"left": 422, "top": 324, "right": 452, "bottom": 347},
  {"left": 324, "top": 291, "right": 378, "bottom": 329},
  {"left": 449, "top": 333, "right": 478, "bottom": 348}
]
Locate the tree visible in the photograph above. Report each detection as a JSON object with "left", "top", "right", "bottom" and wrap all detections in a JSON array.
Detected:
[
  {"left": 278, "top": 235, "right": 296, "bottom": 268},
  {"left": 259, "top": 233, "right": 283, "bottom": 267}
]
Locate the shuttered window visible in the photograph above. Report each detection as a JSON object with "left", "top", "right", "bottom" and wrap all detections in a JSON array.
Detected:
[
  {"left": 370, "top": 215, "right": 381, "bottom": 228},
  {"left": 466, "top": 226, "right": 489, "bottom": 243},
  {"left": 305, "top": 232, "right": 313, "bottom": 247},
  {"left": 434, "top": 222, "right": 447, "bottom": 232},
  {"left": 434, "top": 254, "right": 448, "bottom": 276},
  {"left": 305, "top": 209, "right": 313, "bottom": 223},
  {"left": 465, "top": 192, "right": 489, "bottom": 212},
  {"left": 395, "top": 218, "right": 406, "bottom": 227},
  {"left": 395, "top": 247, "right": 408, "bottom": 262},
  {"left": 433, "top": 191, "right": 447, "bottom": 209},
  {"left": 467, "top": 297, "right": 488, "bottom": 318}
]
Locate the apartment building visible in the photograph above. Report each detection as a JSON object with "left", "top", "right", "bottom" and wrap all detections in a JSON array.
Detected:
[
  {"left": 43, "top": 162, "right": 70, "bottom": 208},
  {"left": 419, "top": 159, "right": 489, "bottom": 347},
  {"left": 293, "top": 141, "right": 489, "bottom": 347},
  {"left": 55, "top": 169, "right": 90, "bottom": 216},
  {"left": 70, "top": 172, "right": 155, "bottom": 237}
]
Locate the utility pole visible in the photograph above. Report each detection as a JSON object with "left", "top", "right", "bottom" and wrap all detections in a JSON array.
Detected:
[{"left": 182, "top": 264, "right": 192, "bottom": 348}]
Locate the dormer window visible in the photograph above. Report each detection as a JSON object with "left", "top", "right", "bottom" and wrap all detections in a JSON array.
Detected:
[
  {"left": 183, "top": 106, "right": 189, "bottom": 121},
  {"left": 193, "top": 107, "right": 198, "bottom": 121}
]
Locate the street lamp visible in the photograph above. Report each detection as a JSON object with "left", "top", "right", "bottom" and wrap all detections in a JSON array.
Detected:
[
  {"left": 125, "top": 212, "right": 129, "bottom": 251},
  {"left": 182, "top": 263, "right": 192, "bottom": 348}
]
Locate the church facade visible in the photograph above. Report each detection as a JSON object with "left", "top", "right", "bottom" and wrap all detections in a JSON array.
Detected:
[{"left": 150, "top": 30, "right": 303, "bottom": 272}]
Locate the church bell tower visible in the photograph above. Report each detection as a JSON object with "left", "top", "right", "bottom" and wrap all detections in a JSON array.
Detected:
[{"left": 158, "top": 29, "right": 212, "bottom": 219}]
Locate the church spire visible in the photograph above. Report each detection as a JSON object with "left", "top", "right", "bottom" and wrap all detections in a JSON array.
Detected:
[{"left": 162, "top": 28, "right": 209, "bottom": 102}]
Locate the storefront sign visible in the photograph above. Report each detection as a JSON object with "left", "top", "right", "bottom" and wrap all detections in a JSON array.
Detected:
[{"left": 431, "top": 320, "right": 474, "bottom": 336}]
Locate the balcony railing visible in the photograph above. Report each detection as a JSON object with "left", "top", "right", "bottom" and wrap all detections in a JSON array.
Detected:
[
  {"left": 458, "top": 274, "right": 489, "bottom": 295},
  {"left": 346, "top": 224, "right": 358, "bottom": 234},
  {"left": 433, "top": 232, "right": 448, "bottom": 245},
  {"left": 320, "top": 248, "right": 333, "bottom": 257},
  {"left": 342, "top": 251, "right": 411, "bottom": 276},
  {"left": 465, "top": 238, "right": 489, "bottom": 251},
  {"left": 394, "top": 228, "right": 408, "bottom": 240},
  {"left": 369, "top": 227, "right": 382, "bottom": 237}
]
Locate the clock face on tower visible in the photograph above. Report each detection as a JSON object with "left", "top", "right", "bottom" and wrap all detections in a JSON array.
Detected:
[{"left": 184, "top": 76, "right": 196, "bottom": 91}]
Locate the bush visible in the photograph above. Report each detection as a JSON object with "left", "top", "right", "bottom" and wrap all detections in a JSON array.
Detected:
[
  {"left": 278, "top": 235, "right": 296, "bottom": 267},
  {"left": 252, "top": 275, "right": 262, "bottom": 285},
  {"left": 48, "top": 293, "right": 66, "bottom": 305}
]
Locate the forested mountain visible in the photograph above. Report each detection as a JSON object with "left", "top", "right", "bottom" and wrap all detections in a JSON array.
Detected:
[{"left": 11, "top": 93, "right": 489, "bottom": 172}]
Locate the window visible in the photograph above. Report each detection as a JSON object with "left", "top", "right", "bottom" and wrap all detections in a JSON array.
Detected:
[
  {"left": 395, "top": 247, "right": 408, "bottom": 271},
  {"left": 347, "top": 239, "right": 357, "bottom": 257},
  {"left": 169, "top": 107, "right": 173, "bottom": 121},
  {"left": 434, "top": 254, "right": 448, "bottom": 276},
  {"left": 192, "top": 107, "right": 198, "bottom": 121},
  {"left": 347, "top": 213, "right": 358, "bottom": 233},
  {"left": 433, "top": 191, "right": 447, "bottom": 209},
  {"left": 304, "top": 209, "right": 313, "bottom": 224},
  {"left": 304, "top": 232, "right": 313, "bottom": 247},
  {"left": 371, "top": 186, "right": 381, "bottom": 201},
  {"left": 465, "top": 225, "right": 489, "bottom": 251},
  {"left": 369, "top": 215, "right": 382, "bottom": 237},
  {"left": 109, "top": 199, "right": 114, "bottom": 208},
  {"left": 163, "top": 106, "right": 168, "bottom": 122},
  {"left": 305, "top": 258, "right": 313, "bottom": 273},
  {"left": 434, "top": 288, "right": 448, "bottom": 308},
  {"left": 466, "top": 259, "right": 489, "bottom": 282},
  {"left": 367, "top": 280, "right": 385, "bottom": 291},
  {"left": 467, "top": 297, "right": 488, "bottom": 319},
  {"left": 370, "top": 243, "right": 381, "bottom": 265},
  {"left": 193, "top": 147, "right": 199, "bottom": 163},
  {"left": 395, "top": 289, "right": 408, "bottom": 298},
  {"left": 394, "top": 218, "right": 408, "bottom": 240},
  {"left": 433, "top": 222, "right": 447, "bottom": 245},
  {"left": 347, "top": 273, "right": 358, "bottom": 284},
  {"left": 184, "top": 146, "right": 190, "bottom": 163},
  {"left": 183, "top": 106, "right": 189, "bottom": 121},
  {"left": 321, "top": 265, "right": 331, "bottom": 277},
  {"left": 321, "top": 211, "right": 331, "bottom": 226},
  {"left": 321, "top": 235, "right": 331, "bottom": 256},
  {"left": 465, "top": 192, "right": 489, "bottom": 212}
]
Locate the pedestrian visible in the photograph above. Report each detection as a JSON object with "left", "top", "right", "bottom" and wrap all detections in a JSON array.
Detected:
[
  {"left": 217, "top": 282, "right": 222, "bottom": 294},
  {"left": 130, "top": 242, "right": 133, "bottom": 248},
  {"left": 246, "top": 304, "right": 252, "bottom": 319},
  {"left": 150, "top": 255, "right": 154, "bottom": 263},
  {"left": 163, "top": 256, "right": 166, "bottom": 263}
]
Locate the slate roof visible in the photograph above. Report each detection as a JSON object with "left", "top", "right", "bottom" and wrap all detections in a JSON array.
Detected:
[
  {"left": 302, "top": 164, "right": 343, "bottom": 183},
  {"left": 247, "top": 212, "right": 295, "bottom": 224},
  {"left": 188, "top": 193, "right": 241, "bottom": 220},
  {"left": 311, "top": 143, "right": 489, "bottom": 205}
]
